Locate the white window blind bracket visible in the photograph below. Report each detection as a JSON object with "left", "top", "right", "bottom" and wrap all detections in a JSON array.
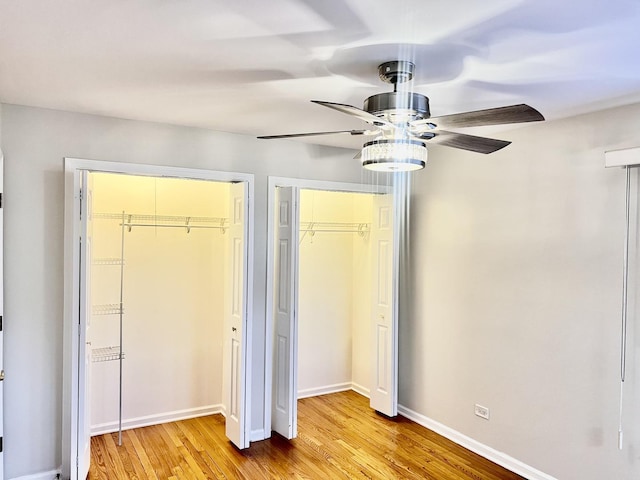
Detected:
[{"left": 605, "top": 147, "right": 640, "bottom": 168}]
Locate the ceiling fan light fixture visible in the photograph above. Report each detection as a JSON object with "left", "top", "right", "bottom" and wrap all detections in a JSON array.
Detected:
[{"left": 361, "top": 139, "right": 427, "bottom": 172}]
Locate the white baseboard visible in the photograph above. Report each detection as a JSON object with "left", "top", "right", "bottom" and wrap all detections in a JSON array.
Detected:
[
  {"left": 351, "top": 382, "right": 370, "bottom": 398},
  {"left": 397, "top": 405, "right": 557, "bottom": 480},
  {"left": 91, "top": 404, "right": 223, "bottom": 436},
  {"left": 297, "top": 382, "right": 352, "bottom": 399},
  {"left": 9, "top": 468, "right": 61, "bottom": 480}
]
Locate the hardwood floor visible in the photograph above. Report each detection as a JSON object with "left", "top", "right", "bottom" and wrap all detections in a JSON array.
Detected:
[{"left": 89, "top": 390, "right": 524, "bottom": 479}]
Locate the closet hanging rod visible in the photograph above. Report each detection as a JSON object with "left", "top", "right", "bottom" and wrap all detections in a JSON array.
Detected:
[
  {"left": 120, "top": 223, "right": 227, "bottom": 232},
  {"left": 94, "top": 212, "right": 228, "bottom": 226},
  {"left": 299, "top": 228, "right": 368, "bottom": 233},
  {"left": 299, "top": 221, "right": 370, "bottom": 236},
  {"left": 300, "top": 221, "right": 370, "bottom": 227}
]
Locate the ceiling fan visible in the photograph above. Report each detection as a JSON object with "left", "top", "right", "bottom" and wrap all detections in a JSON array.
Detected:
[{"left": 258, "top": 60, "right": 545, "bottom": 172}]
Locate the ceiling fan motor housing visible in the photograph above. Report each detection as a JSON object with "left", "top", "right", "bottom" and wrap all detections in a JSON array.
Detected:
[{"left": 364, "top": 92, "right": 431, "bottom": 121}]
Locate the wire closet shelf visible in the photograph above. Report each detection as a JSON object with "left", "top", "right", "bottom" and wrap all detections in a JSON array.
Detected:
[
  {"left": 92, "top": 346, "right": 125, "bottom": 363},
  {"left": 94, "top": 212, "right": 228, "bottom": 233},
  {"left": 299, "top": 221, "right": 370, "bottom": 243}
]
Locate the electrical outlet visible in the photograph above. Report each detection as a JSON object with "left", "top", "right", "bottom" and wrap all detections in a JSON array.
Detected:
[{"left": 475, "top": 404, "right": 490, "bottom": 420}]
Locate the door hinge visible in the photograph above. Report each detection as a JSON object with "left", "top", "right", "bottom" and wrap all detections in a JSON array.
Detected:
[
  {"left": 79, "top": 188, "right": 83, "bottom": 221},
  {"left": 0, "top": 314, "right": 3, "bottom": 331},
  {"left": 0, "top": 192, "right": 3, "bottom": 208},
  {"left": 0, "top": 370, "right": 4, "bottom": 381},
  {"left": 0, "top": 436, "right": 3, "bottom": 452}
]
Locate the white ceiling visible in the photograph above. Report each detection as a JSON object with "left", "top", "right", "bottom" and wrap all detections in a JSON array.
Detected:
[{"left": 1, "top": 0, "right": 640, "bottom": 150}]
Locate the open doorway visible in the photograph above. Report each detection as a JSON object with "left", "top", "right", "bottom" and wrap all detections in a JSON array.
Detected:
[
  {"left": 297, "top": 189, "right": 374, "bottom": 401},
  {"left": 63, "top": 159, "right": 253, "bottom": 480},
  {"left": 266, "top": 177, "right": 398, "bottom": 440},
  {"left": 89, "top": 173, "right": 233, "bottom": 435}
]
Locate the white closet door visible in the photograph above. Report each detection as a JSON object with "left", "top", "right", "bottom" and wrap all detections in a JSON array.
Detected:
[
  {"left": 0, "top": 150, "right": 4, "bottom": 478},
  {"left": 272, "top": 186, "right": 299, "bottom": 439},
  {"left": 78, "top": 171, "right": 93, "bottom": 478},
  {"left": 224, "top": 181, "right": 249, "bottom": 449},
  {"left": 370, "top": 193, "right": 398, "bottom": 417}
]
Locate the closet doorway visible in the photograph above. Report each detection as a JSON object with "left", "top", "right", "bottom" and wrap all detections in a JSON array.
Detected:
[
  {"left": 63, "top": 159, "right": 254, "bottom": 480},
  {"left": 266, "top": 177, "right": 398, "bottom": 440}
]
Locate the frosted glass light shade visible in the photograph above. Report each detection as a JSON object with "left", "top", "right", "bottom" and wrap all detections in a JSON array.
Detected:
[{"left": 361, "top": 139, "right": 427, "bottom": 172}]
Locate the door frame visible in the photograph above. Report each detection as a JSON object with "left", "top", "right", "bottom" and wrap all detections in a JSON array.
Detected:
[
  {"left": 264, "top": 176, "right": 393, "bottom": 436},
  {"left": 63, "top": 158, "right": 254, "bottom": 480},
  {"left": 0, "top": 149, "right": 4, "bottom": 480}
]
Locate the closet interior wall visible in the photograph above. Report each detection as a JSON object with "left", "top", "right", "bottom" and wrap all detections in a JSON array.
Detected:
[
  {"left": 297, "top": 190, "right": 373, "bottom": 398},
  {"left": 90, "top": 172, "right": 228, "bottom": 432}
]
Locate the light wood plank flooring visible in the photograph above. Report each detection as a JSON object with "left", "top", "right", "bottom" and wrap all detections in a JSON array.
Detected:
[{"left": 90, "top": 390, "right": 524, "bottom": 479}]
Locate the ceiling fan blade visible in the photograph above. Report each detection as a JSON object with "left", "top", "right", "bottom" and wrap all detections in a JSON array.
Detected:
[
  {"left": 311, "top": 100, "right": 394, "bottom": 128},
  {"left": 428, "top": 130, "right": 511, "bottom": 154},
  {"left": 257, "top": 129, "right": 373, "bottom": 140},
  {"left": 413, "top": 104, "right": 544, "bottom": 130}
]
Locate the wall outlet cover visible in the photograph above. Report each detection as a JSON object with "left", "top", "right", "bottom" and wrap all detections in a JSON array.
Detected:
[{"left": 475, "top": 404, "right": 490, "bottom": 420}]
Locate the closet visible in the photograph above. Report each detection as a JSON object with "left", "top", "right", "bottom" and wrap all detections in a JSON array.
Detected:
[
  {"left": 297, "top": 189, "right": 374, "bottom": 399},
  {"left": 272, "top": 180, "right": 398, "bottom": 439},
  {"left": 88, "top": 172, "right": 229, "bottom": 439}
]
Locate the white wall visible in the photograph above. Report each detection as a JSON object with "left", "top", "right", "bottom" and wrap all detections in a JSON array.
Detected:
[
  {"left": 402, "top": 102, "right": 640, "bottom": 479},
  {"left": 0, "top": 104, "right": 362, "bottom": 478},
  {"left": 90, "top": 174, "right": 228, "bottom": 429},
  {"left": 5, "top": 99, "right": 640, "bottom": 479}
]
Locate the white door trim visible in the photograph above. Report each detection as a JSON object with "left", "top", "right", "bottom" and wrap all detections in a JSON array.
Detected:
[
  {"left": 63, "top": 158, "right": 254, "bottom": 479},
  {"left": 0, "top": 148, "right": 4, "bottom": 480},
  {"left": 264, "top": 177, "right": 391, "bottom": 437}
]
